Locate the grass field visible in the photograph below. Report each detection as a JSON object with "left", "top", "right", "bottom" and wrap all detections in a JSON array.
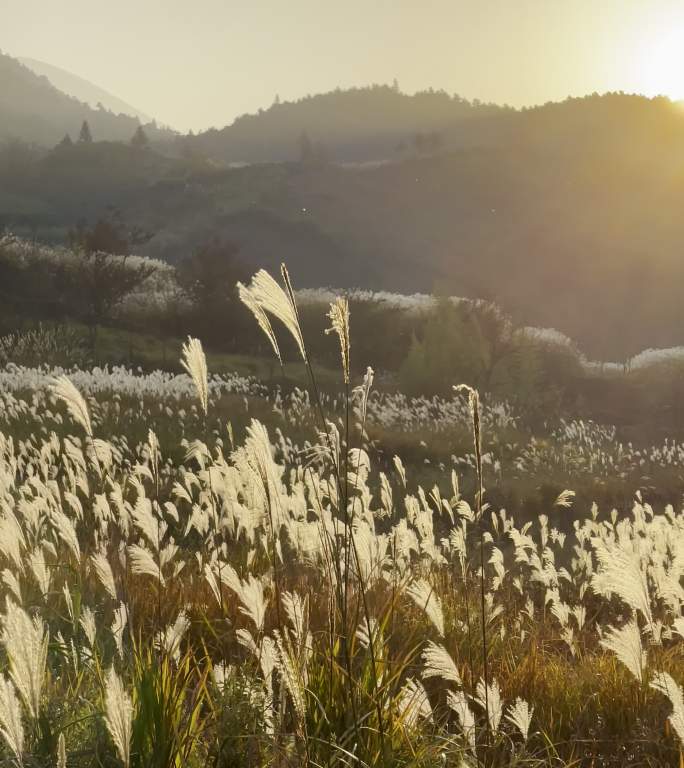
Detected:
[{"left": 0, "top": 269, "right": 682, "bottom": 767}]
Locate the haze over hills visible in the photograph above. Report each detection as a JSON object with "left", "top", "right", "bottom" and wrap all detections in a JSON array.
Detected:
[
  {"left": 0, "top": 50, "right": 174, "bottom": 146},
  {"left": 3, "top": 51, "right": 684, "bottom": 359},
  {"left": 17, "top": 57, "right": 153, "bottom": 124},
  {"left": 138, "top": 93, "right": 684, "bottom": 360},
  {"left": 188, "top": 85, "right": 508, "bottom": 163}
]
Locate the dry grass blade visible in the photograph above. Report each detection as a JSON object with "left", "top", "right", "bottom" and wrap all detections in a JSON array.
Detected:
[
  {"left": 50, "top": 375, "right": 93, "bottom": 437},
  {"left": 180, "top": 336, "right": 209, "bottom": 415},
  {"left": 325, "top": 296, "right": 351, "bottom": 383},
  {"left": 238, "top": 268, "right": 306, "bottom": 361},
  {"left": 104, "top": 667, "right": 133, "bottom": 768}
]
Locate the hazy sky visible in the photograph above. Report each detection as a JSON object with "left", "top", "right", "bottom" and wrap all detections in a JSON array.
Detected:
[{"left": 2, "top": 0, "right": 684, "bottom": 132}]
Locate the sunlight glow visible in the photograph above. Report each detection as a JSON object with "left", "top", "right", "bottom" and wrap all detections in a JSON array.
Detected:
[{"left": 637, "top": 25, "right": 684, "bottom": 101}]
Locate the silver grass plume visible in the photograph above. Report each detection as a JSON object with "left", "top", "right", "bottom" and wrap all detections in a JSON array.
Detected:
[
  {"left": 158, "top": 610, "right": 190, "bottom": 661},
  {"left": 356, "top": 617, "right": 380, "bottom": 650},
  {"left": 0, "top": 514, "right": 26, "bottom": 573},
  {"left": 599, "top": 618, "right": 646, "bottom": 683},
  {"left": 91, "top": 552, "right": 117, "bottom": 601},
  {"left": 325, "top": 297, "right": 350, "bottom": 383},
  {"left": 279, "top": 264, "right": 306, "bottom": 359},
  {"left": 454, "top": 384, "right": 483, "bottom": 514},
  {"left": 0, "top": 676, "right": 24, "bottom": 764},
  {"left": 180, "top": 337, "right": 208, "bottom": 416},
  {"left": 57, "top": 731, "right": 66, "bottom": 768},
  {"left": 274, "top": 631, "right": 307, "bottom": 725},
  {"left": 80, "top": 606, "right": 97, "bottom": 648},
  {"left": 50, "top": 376, "right": 93, "bottom": 438},
  {"left": 554, "top": 490, "right": 576, "bottom": 508},
  {"left": 505, "top": 697, "right": 533, "bottom": 741},
  {"left": 421, "top": 641, "right": 461, "bottom": 685},
  {"left": 475, "top": 677, "right": 503, "bottom": 733},
  {"left": 590, "top": 537, "right": 654, "bottom": 632},
  {"left": 203, "top": 563, "right": 222, "bottom": 607},
  {"left": 447, "top": 688, "right": 476, "bottom": 752},
  {"left": 104, "top": 667, "right": 133, "bottom": 768},
  {"left": 111, "top": 603, "right": 128, "bottom": 659},
  {"left": 1, "top": 601, "right": 48, "bottom": 720},
  {"left": 352, "top": 366, "right": 374, "bottom": 431},
  {"left": 282, "top": 590, "right": 308, "bottom": 650},
  {"left": 93, "top": 439, "right": 114, "bottom": 471},
  {"left": 650, "top": 671, "right": 684, "bottom": 743},
  {"left": 28, "top": 549, "right": 51, "bottom": 598},
  {"left": 131, "top": 497, "right": 161, "bottom": 552},
  {"left": 237, "top": 282, "right": 282, "bottom": 364},
  {"left": 393, "top": 455, "right": 407, "bottom": 487},
  {"left": 1, "top": 571, "right": 22, "bottom": 607},
  {"left": 62, "top": 585, "right": 73, "bottom": 622},
  {"left": 236, "top": 628, "right": 277, "bottom": 682},
  {"left": 128, "top": 544, "right": 164, "bottom": 586},
  {"left": 406, "top": 579, "right": 445, "bottom": 636},
  {"left": 238, "top": 268, "right": 306, "bottom": 361},
  {"left": 396, "top": 678, "right": 433, "bottom": 728},
  {"left": 219, "top": 564, "right": 268, "bottom": 632},
  {"left": 52, "top": 510, "right": 80, "bottom": 564}
]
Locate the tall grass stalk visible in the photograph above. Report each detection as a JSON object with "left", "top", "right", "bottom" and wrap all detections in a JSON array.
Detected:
[{"left": 456, "top": 384, "right": 491, "bottom": 754}]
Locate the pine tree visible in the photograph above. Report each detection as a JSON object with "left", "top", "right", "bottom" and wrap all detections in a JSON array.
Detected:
[
  {"left": 78, "top": 120, "right": 93, "bottom": 143},
  {"left": 57, "top": 134, "right": 73, "bottom": 149},
  {"left": 130, "top": 126, "right": 149, "bottom": 148}
]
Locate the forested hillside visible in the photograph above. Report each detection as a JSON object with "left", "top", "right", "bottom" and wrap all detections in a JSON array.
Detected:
[
  {"left": 4, "top": 73, "right": 684, "bottom": 358},
  {"left": 0, "top": 51, "right": 174, "bottom": 146},
  {"left": 187, "top": 84, "right": 506, "bottom": 163}
]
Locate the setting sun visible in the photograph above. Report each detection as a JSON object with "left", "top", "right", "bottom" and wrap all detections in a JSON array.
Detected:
[{"left": 636, "top": 24, "right": 684, "bottom": 101}]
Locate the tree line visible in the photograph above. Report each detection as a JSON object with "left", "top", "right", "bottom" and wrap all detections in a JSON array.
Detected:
[
  {"left": 55, "top": 121, "right": 150, "bottom": 148},
  {"left": 3, "top": 220, "right": 684, "bottom": 438}
]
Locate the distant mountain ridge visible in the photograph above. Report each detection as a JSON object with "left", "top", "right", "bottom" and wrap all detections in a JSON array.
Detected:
[
  {"left": 17, "top": 57, "right": 153, "bottom": 124},
  {"left": 0, "top": 51, "right": 174, "bottom": 146},
  {"left": 4, "top": 67, "right": 684, "bottom": 358},
  {"left": 187, "top": 84, "right": 509, "bottom": 163}
]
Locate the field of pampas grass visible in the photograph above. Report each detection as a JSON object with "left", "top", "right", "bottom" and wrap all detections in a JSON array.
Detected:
[{"left": 0, "top": 265, "right": 681, "bottom": 766}]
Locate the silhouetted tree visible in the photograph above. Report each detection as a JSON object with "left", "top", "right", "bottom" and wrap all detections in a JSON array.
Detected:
[
  {"left": 177, "top": 238, "right": 249, "bottom": 348},
  {"left": 69, "top": 219, "right": 127, "bottom": 256},
  {"left": 65, "top": 215, "right": 155, "bottom": 347},
  {"left": 57, "top": 134, "right": 73, "bottom": 149},
  {"left": 78, "top": 120, "right": 93, "bottom": 143},
  {"left": 399, "top": 300, "right": 490, "bottom": 395},
  {"left": 130, "top": 125, "right": 149, "bottom": 147}
]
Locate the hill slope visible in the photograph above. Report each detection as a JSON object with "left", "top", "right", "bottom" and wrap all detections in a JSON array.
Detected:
[
  {"left": 133, "top": 93, "right": 684, "bottom": 359},
  {"left": 17, "top": 57, "right": 152, "bottom": 124},
  {"left": 0, "top": 51, "right": 173, "bottom": 146},
  {"left": 4, "top": 89, "right": 684, "bottom": 359},
  {"left": 188, "top": 85, "right": 508, "bottom": 163}
]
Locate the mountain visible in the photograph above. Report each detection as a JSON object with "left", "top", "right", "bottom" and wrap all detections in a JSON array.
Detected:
[
  {"left": 187, "top": 84, "right": 508, "bottom": 164},
  {"left": 127, "top": 93, "right": 684, "bottom": 359},
  {"left": 0, "top": 51, "right": 174, "bottom": 146},
  {"left": 4, "top": 87, "right": 684, "bottom": 359},
  {"left": 17, "top": 57, "right": 152, "bottom": 123}
]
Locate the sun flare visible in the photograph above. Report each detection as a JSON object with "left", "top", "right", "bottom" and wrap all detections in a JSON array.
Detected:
[{"left": 637, "top": 26, "right": 684, "bottom": 101}]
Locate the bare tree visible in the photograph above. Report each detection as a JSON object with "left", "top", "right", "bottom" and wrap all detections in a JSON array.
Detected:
[{"left": 64, "top": 217, "right": 156, "bottom": 348}]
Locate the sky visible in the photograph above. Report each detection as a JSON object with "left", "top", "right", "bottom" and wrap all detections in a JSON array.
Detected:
[{"left": 2, "top": 0, "right": 684, "bottom": 133}]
